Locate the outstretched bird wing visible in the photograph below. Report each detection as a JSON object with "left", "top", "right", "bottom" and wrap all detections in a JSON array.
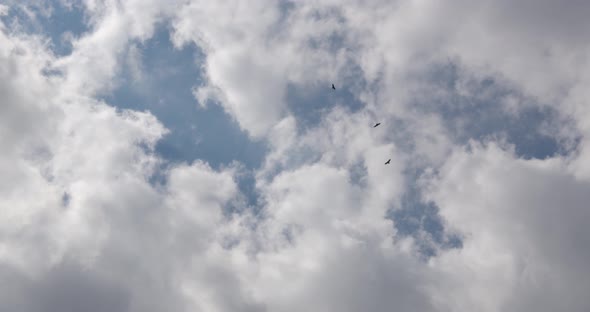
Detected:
[
  {"left": 385, "top": 159, "right": 391, "bottom": 164},
  {"left": 374, "top": 123, "right": 381, "bottom": 127}
]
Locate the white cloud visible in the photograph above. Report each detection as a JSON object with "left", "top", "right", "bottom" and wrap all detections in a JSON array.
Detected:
[
  {"left": 0, "top": 4, "right": 8, "bottom": 16},
  {"left": 426, "top": 142, "right": 590, "bottom": 311},
  {"left": 206, "top": 161, "right": 432, "bottom": 312},
  {"left": 2, "top": 0, "right": 590, "bottom": 311},
  {"left": 52, "top": 0, "right": 182, "bottom": 96},
  {"left": 171, "top": 1, "right": 360, "bottom": 138},
  {"left": 0, "top": 12, "right": 241, "bottom": 311}
]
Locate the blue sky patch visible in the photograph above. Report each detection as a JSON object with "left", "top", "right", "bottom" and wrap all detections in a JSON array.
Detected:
[
  {"left": 0, "top": 2, "right": 88, "bottom": 56},
  {"left": 286, "top": 81, "right": 365, "bottom": 133},
  {"left": 389, "top": 168, "right": 463, "bottom": 259},
  {"left": 413, "top": 61, "right": 568, "bottom": 160},
  {"left": 102, "top": 24, "right": 267, "bottom": 171}
]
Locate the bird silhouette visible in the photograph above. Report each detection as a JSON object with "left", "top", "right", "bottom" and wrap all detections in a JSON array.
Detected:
[
  {"left": 331, "top": 84, "right": 336, "bottom": 90},
  {"left": 373, "top": 123, "right": 381, "bottom": 128},
  {"left": 385, "top": 159, "right": 391, "bottom": 165}
]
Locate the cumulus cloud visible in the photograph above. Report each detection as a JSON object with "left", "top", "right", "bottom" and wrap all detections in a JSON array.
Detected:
[
  {"left": 2, "top": 0, "right": 590, "bottom": 311},
  {"left": 171, "top": 1, "right": 362, "bottom": 138},
  {"left": 426, "top": 142, "right": 590, "bottom": 311}
]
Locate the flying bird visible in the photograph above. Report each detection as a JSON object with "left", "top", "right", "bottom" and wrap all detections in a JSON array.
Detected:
[
  {"left": 373, "top": 122, "right": 381, "bottom": 128},
  {"left": 332, "top": 84, "right": 336, "bottom": 90},
  {"left": 385, "top": 159, "right": 391, "bottom": 165}
]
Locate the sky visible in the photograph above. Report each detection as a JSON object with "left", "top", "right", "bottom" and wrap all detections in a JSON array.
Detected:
[{"left": 1, "top": 1, "right": 590, "bottom": 311}]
